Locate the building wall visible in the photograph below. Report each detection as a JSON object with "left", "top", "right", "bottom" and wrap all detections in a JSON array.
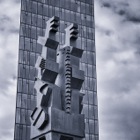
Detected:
[{"left": 14, "top": 0, "right": 99, "bottom": 140}]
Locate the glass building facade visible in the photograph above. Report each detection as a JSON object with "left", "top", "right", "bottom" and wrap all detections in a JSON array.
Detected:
[{"left": 14, "top": 0, "right": 99, "bottom": 140}]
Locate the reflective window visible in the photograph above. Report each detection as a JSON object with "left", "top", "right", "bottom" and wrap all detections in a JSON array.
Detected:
[
  {"left": 54, "top": 7, "right": 60, "bottom": 17},
  {"left": 23, "top": 79, "right": 28, "bottom": 94},
  {"left": 31, "top": 27, "right": 37, "bottom": 39},
  {"left": 19, "top": 37, "right": 24, "bottom": 50},
  {"left": 94, "top": 106, "right": 98, "bottom": 119},
  {"left": 21, "top": 109, "right": 26, "bottom": 124},
  {"left": 94, "top": 120, "right": 99, "bottom": 135},
  {"left": 87, "top": 64, "right": 93, "bottom": 77},
  {"left": 89, "top": 120, "right": 95, "bottom": 134},
  {"left": 82, "top": 104, "right": 88, "bottom": 118},
  {"left": 32, "top": 2, "right": 37, "bottom": 14},
  {"left": 21, "top": 94, "right": 27, "bottom": 109},
  {"left": 81, "top": 51, "right": 87, "bottom": 63},
  {"left": 89, "top": 105, "right": 94, "bottom": 119},
  {"left": 85, "top": 122, "right": 89, "bottom": 133},
  {"left": 29, "top": 66, "right": 35, "bottom": 80},
  {"left": 88, "top": 91, "right": 94, "bottom": 105},
  {"left": 30, "top": 52, "right": 36, "bottom": 66},
  {"left": 37, "top": 15, "right": 43, "bottom": 28},
  {"left": 38, "top": 3, "right": 43, "bottom": 15},
  {"left": 29, "top": 80, "right": 34, "bottom": 94},
  {"left": 16, "top": 108, "right": 20, "bottom": 123},
  {"left": 83, "top": 92, "right": 88, "bottom": 104},
  {"left": 25, "top": 38, "right": 30, "bottom": 51},
  {"left": 17, "top": 78, "right": 22, "bottom": 92},
  {"left": 17, "top": 93, "right": 21, "bottom": 108},
  {"left": 26, "top": 1, "right": 31, "bottom": 13},
  {"left": 15, "top": 124, "right": 20, "bottom": 139},
  {"left": 81, "top": 2, "right": 86, "bottom": 14},
  {"left": 21, "top": 125, "right": 27, "bottom": 139},
  {"left": 94, "top": 92, "right": 97, "bottom": 105}
]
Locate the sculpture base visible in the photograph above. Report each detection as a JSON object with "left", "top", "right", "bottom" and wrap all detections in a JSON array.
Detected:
[{"left": 31, "top": 107, "right": 85, "bottom": 140}]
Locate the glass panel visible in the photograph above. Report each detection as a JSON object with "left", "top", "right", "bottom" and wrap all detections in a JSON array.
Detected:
[
  {"left": 29, "top": 80, "right": 34, "bottom": 94},
  {"left": 27, "top": 98, "right": 31, "bottom": 110},
  {"left": 37, "top": 15, "right": 43, "bottom": 28},
  {"left": 89, "top": 119, "right": 94, "bottom": 134},
  {"left": 17, "top": 93, "right": 21, "bottom": 108},
  {"left": 25, "top": 38, "right": 30, "bottom": 51},
  {"left": 21, "top": 94, "right": 27, "bottom": 109},
  {"left": 21, "top": 125, "right": 26, "bottom": 140},
  {"left": 88, "top": 91, "right": 93, "bottom": 105},
  {"left": 87, "top": 64, "right": 92, "bottom": 77},
  {"left": 85, "top": 134, "right": 89, "bottom": 140},
  {"left": 21, "top": 0, "right": 26, "bottom": 11},
  {"left": 15, "top": 124, "right": 20, "bottom": 139},
  {"left": 19, "top": 50, "right": 23, "bottom": 64},
  {"left": 94, "top": 106, "right": 98, "bottom": 119},
  {"left": 25, "top": 65, "right": 29, "bottom": 79},
  {"left": 26, "top": 110, "right": 31, "bottom": 125},
  {"left": 31, "top": 27, "right": 37, "bottom": 39},
  {"left": 17, "top": 78, "right": 22, "bottom": 92},
  {"left": 94, "top": 92, "right": 97, "bottom": 105},
  {"left": 32, "top": 14, "right": 37, "bottom": 27},
  {"left": 38, "top": 3, "right": 43, "bottom": 15},
  {"left": 21, "top": 109, "right": 26, "bottom": 124},
  {"left": 43, "top": 5, "right": 49, "bottom": 17},
  {"left": 83, "top": 92, "right": 88, "bottom": 104},
  {"left": 30, "top": 96, "right": 36, "bottom": 110},
  {"left": 36, "top": 43, "right": 42, "bottom": 54},
  {"left": 23, "top": 79, "right": 28, "bottom": 94},
  {"left": 30, "top": 52, "right": 36, "bottom": 66},
  {"left": 16, "top": 108, "right": 20, "bottom": 123},
  {"left": 26, "top": 1, "right": 31, "bottom": 13},
  {"left": 94, "top": 120, "right": 99, "bottom": 135},
  {"left": 26, "top": 126, "right": 31, "bottom": 140},
  {"left": 32, "top": 2, "right": 37, "bottom": 14},
  {"left": 81, "top": 2, "right": 86, "bottom": 14},
  {"left": 19, "top": 37, "right": 24, "bottom": 50},
  {"left": 87, "top": 52, "right": 95, "bottom": 65},
  {"left": 82, "top": 104, "right": 88, "bottom": 118},
  {"left": 26, "top": 13, "right": 31, "bottom": 25},
  {"left": 21, "top": 11, "right": 26, "bottom": 24},
  {"left": 89, "top": 105, "right": 94, "bottom": 119},
  {"left": 29, "top": 66, "right": 36, "bottom": 81},
  {"left": 81, "top": 51, "right": 87, "bottom": 63},
  {"left": 85, "top": 122, "right": 89, "bottom": 134}
]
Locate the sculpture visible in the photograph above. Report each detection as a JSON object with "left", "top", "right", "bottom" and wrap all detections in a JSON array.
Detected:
[{"left": 30, "top": 16, "right": 85, "bottom": 140}]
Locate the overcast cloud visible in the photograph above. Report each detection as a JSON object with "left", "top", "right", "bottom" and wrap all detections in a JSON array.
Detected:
[
  {"left": 0, "top": 0, "right": 140, "bottom": 140},
  {"left": 95, "top": 0, "right": 140, "bottom": 140},
  {"left": 0, "top": 0, "right": 20, "bottom": 140}
]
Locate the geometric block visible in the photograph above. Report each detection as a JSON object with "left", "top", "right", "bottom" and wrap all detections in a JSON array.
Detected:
[
  {"left": 45, "top": 38, "right": 59, "bottom": 50},
  {"left": 51, "top": 108, "right": 85, "bottom": 138},
  {"left": 70, "top": 46, "right": 83, "bottom": 58},
  {"left": 46, "top": 48, "right": 57, "bottom": 61},
  {"left": 71, "top": 67, "right": 84, "bottom": 90},
  {"left": 30, "top": 108, "right": 85, "bottom": 139},
  {"left": 41, "top": 59, "right": 59, "bottom": 83}
]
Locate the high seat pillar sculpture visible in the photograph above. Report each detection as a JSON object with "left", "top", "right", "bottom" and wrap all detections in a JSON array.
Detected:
[{"left": 30, "top": 17, "right": 85, "bottom": 140}]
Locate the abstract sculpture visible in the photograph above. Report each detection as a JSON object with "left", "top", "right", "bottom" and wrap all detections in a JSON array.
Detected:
[{"left": 30, "top": 16, "right": 85, "bottom": 140}]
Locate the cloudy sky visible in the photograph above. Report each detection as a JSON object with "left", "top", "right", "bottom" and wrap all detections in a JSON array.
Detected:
[{"left": 0, "top": 0, "right": 140, "bottom": 140}]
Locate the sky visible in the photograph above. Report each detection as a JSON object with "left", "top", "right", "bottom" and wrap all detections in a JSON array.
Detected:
[{"left": 0, "top": 0, "right": 140, "bottom": 140}]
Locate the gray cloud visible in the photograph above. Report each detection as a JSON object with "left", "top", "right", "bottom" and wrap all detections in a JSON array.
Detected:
[
  {"left": 0, "top": 0, "right": 20, "bottom": 140},
  {"left": 95, "top": 0, "right": 140, "bottom": 140},
  {"left": 100, "top": 0, "right": 140, "bottom": 23}
]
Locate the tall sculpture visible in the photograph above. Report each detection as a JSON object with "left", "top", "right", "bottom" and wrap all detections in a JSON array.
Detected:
[{"left": 30, "top": 16, "right": 85, "bottom": 140}]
